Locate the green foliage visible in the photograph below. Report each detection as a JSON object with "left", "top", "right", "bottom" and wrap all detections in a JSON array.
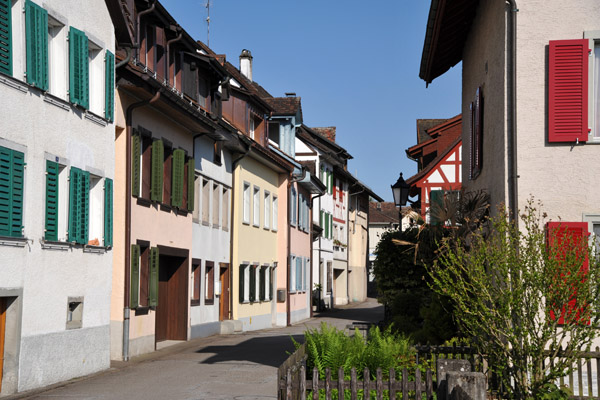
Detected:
[{"left": 429, "top": 199, "right": 600, "bottom": 398}]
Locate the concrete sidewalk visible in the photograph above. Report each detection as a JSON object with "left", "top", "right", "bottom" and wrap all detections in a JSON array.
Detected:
[{"left": 8, "top": 298, "right": 383, "bottom": 400}]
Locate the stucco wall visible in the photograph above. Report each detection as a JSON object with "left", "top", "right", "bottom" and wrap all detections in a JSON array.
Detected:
[
  {"left": 348, "top": 196, "right": 369, "bottom": 303},
  {"left": 231, "top": 155, "right": 279, "bottom": 331},
  {"left": 0, "top": 0, "right": 114, "bottom": 391},
  {"left": 514, "top": 0, "right": 600, "bottom": 221},
  {"left": 289, "top": 183, "right": 311, "bottom": 323},
  {"left": 461, "top": 0, "right": 507, "bottom": 211}
]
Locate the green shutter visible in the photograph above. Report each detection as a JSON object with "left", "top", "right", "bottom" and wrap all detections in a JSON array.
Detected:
[
  {"left": 171, "top": 149, "right": 185, "bottom": 208},
  {"left": 80, "top": 170, "right": 89, "bottom": 244},
  {"left": 104, "top": 50, "right": 114, "bottom": 121},
  {"left": 25, "top": 0, "right": 47, "bottom": 90},
  {"left": 0, "top": 0, "right": 12, "bottom": 76},
  {"left": 329, "top": 213, "right": 333, "bottom": 239},
  {"left": 131, "top": 133, "right": 140, "bottom": 197},
  {"left": 130, "top": 244, "right": 140, "bottom": 309},
  {"left": 269, "top": 268, "right": 273, "bottom": 300},
  {"left": 249, "top": 266, "right": 256, "bottom": 302},
  {"left": 324, "top": 213, "right": 329, "bottom": 239},
  {"left": 259, "top": 267, "right": 265, "bottom": 301},
  {"left": 430, "top": 190, "right": 443, "bottom": 226},
  {"left": 68, "top": 167, "right": 81, "bottom": 242},
  {"left": 45, "top": 160, "right": 59, "bottom": 241},
  {"left": 239, "top": 265, "right": 245, "bottom": 303},
  {"left": 69, "top": 26, "right": 89, "bottom": 108},
  {"left": 0, "top": 147, "right": 24, "bottom": 238},
  {"left": 150, "top": 139, "right": 164, "bottom": 202},
  {"left": 149, "top": 247, "right": 159, "bottom": 307},
  {"left": 186, "top": 158, "right": 195, "bottom": 212},
  {"left": 104, "top": 178, "right": 113, "bottom": 247}
]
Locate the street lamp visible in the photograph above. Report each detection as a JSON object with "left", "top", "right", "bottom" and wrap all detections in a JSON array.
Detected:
[{"left": 391, "top": 173, "right": 410, "bottom": 231}]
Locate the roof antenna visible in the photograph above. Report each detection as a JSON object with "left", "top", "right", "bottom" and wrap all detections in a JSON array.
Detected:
[{"left": 205, "top": 0, "right": 210, "bottom": 47}]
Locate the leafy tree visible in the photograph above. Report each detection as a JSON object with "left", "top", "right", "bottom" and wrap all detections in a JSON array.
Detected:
[{"left": 429, "top": 199, "right": 600, "bottom": 399}]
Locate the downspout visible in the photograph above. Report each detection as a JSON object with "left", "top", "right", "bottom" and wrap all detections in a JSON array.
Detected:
[
  {"left": 116, "top": 46, "right": 133, "bottom": 69},
  {"left": 229, "top": 141, "right": 251, "bottom": 321},
  {"left": 287, "top": 167, "right": 308, "bottom": 325},
  {"left": 165, "top": 28, "right": 183, "bottom": 85},
  {"left": 507, "top": 0, "right": 519, "bottom": 225},
  {"left": 123, "top": 90, "right": 161, "bottom": 361},
  {"left": 136, "top": 0, "right": 157, "bottom": 60}
]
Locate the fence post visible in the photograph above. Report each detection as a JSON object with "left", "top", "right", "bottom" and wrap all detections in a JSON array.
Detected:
[
  {"left": 338, "top": 367, "right": 344, "bottom": 400},
  {"left": 426, "top": 368, "right": 433, "bottom": 399},
  {"left": 325, "top": 368, "right": 332, "bottom": 400},
  {"left": 389, "top": 368, "right": 396, "bottom": 399},
  {"left": 300, "top": 364, "right": 306, "bottom": 400},
  {"left": 402, "top": 368, "right": 408, "bottom": 399},
  {"left": 313, "top": 367, "right": 319, "bottom": 400},
  {"left": 376, "top": 368, "right": 383, "bottom": 400},
  {"left": 286, "top": 368, "right": 292, "bottom": 400},
  {"left": 350, "top": 368, "right": 357, "bottom": 400},
  {"left": 363, "top": 368, "right": 370, "bottom": 397}
]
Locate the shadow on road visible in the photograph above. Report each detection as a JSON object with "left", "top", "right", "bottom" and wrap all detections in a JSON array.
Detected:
[{"left": 196, "top": 334, "right": 304, "bottom": 368}]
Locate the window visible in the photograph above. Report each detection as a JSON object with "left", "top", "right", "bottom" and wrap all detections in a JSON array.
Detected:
[
  {"left": 87, "top": 174, "right": 103, "bottom": 245},
  {"left": 264, "top": 191, "right": 270, "bottom": 229},
  {"left": 47, "top": 15, "right": 67, "bottom": 99},
  {"left": 44, "top": 160, "right": 62, "bottom": 241},
  {"left": 205, "top": 261, "right": 214, "bottom": 303},
  {"left": 68, "top": 167, "right": 89, "bottom": 244},
  {"left": 239, "top": 264, "right": 249, "bottom": 303},
  {"left": 150, "top": 139, "right": 164, "bottom": 202},
  {"left": 162, "top": 144, "right": 172, "bottom": 205},
  {"left": 222, "top": 187, "right": 229, "bottom": 231},
  {"left": 548, "top": 39, "right": 588, "bottom": 143},
  {"left": 213, "top": 141, "right": 222, "bottom": 165},
  {"left": 253, "top": 186, "right": 260, "bottom": 227},
  {"left": 185, "top": 158, "right": 194, "bottom": 213},
  {"left": 298, "top": 193, "right": 303, "bottom": 230},
  {"left": 25, "top": 0, "right": 48, "bottom": 91},
  {"left": 130, "top": 245, "right": 158, "bottom": 309},
  {"left": 191, "top": 260, "right": 200, "bottom": 305},
  {"left": 546, "top": 222, "right": 590, "bottom": 325},
  {"left": 131, "top": 131, "right": 152, "bottom": 199},
  {"left": 290, "top": 255, "right": 296, "bottom": 293},
  {"left": 170, "top": 149, "right": 185, "bottom": 208},
  {"left": 259, "top": 265, "right": 266, "bottom": 301},
  {"left": 249, "top": 118, "right": 255, "bottom": 141},
  {"left": 202, "top": 179, "right": 210, "bottom": 224},
  {"left": 66, "top": 297, "right": 83, "bottom": 330},
  {"left": 0, "top": 146, "right": 24, "bottom": 238},
  {"left": 268, "top": 122, "right": 280, "bottom": 145},
  {"left": 290, "top": 187, "right": 297, "bottom": 226},
  {"left": 212, "top": 183, "right": 220, "bottom": 227},
  {"left": 87, "top": 39, "right": 104, "bottom": 116},
  {"left": 272, "top": 195, "right": 278, "bottom": 231},
  {"left": 242, "top": 182, "right": 250, "bottom": 224},
  {"left": 295, "top": 257, "right": 302, "bottom": 292},
  {"left": 192, "top": 175, "right": 200, "bottom": 222},
  {"left": 469, "top": 87, "right": 483, "bottom": 179}
]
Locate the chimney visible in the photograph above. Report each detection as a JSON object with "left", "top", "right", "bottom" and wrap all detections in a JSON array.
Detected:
[
  {"left": 239, "top": 49, "right": 253, "bottom": 81},
  {"left": 285, "top": 92, "right": 296, "bottom": 97}
]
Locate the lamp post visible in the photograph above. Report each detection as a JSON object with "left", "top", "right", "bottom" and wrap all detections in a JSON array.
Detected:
[{"left": 391, "top": 173, "right": 410, "bottom": 232}]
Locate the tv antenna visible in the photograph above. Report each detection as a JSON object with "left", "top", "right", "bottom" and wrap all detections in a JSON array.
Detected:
[{"left": 205, "top": 0, "right": 211, "bottom": 46}]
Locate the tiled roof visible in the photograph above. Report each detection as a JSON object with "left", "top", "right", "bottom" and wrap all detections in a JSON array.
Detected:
[
  {"left": 416, "top": 118, "right": 448, "bottom": 144},
  {"left": 264, "top": 97, "right": 302, "bottom": 117},
  {"left": 221, "top": 61, "right": 273, "bottom": 111},
  {"left": 299, "top": 160, "right": 316, "bottom": 175},
  {"left": 369, "top": 202, "right": 400, "bottom": 224},
  {"left": 312, "top": 127, "right": 336, "bottom": 142}
]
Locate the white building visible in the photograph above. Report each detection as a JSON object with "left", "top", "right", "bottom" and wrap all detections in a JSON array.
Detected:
[{"left": 0, "top": 0, "right": 114, "bottom": 393}]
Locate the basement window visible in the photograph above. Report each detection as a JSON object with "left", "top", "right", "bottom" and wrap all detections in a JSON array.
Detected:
[{"left": 66, "top": 297, "right": 83, "bottom": 329}]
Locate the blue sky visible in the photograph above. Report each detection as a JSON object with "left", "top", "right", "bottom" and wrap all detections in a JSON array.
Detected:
[{"left": 161, "top": 0, "right": 462, "bottom": 202}]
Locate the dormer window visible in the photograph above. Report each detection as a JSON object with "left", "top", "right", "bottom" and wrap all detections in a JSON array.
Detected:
[{"left": 268, "top": 122, "right": 280, "bottom": 146}]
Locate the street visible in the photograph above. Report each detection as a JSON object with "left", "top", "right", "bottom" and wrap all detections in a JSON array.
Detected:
[{"left": 10, "top": 298, "right": 383, "bottom": 400}]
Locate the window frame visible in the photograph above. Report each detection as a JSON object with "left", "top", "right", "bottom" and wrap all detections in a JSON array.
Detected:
[
  {"left": 242, "top": 182, "right": 250, "bottom": 225},
  {"left": 253, "top": 185, "right": 260, "bottom": 228},
  {"left": 264, "top": 190, "right": 270, "bottom": 230}
]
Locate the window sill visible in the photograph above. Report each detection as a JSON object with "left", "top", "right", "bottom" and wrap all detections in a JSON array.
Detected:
[
  {"left": 202, "top": 220, "right": 210, "bottom": 226},
  {"left": 242, "top": 221, "right": 250, "bottom": 226},
  {"left": 0, "top": 236, "right": 29, "bottom": 248},
  {"left": 85, "top": 112, "right": 108, "bottom": 127},
  {"left": 40, "top": 239, "right": 72, "bottom": 251},
  {"left": 205, "top": 299, "right": 214, "bottom": 305},
  {"left": 0, "top": 73, "right": 28, "bottom": 93},
  {"left": 191, "top": 299, "right": 200, "bottom": 307},
  {"left": 83, "top": 244, "right": 109, "bottom": 254},
  {"left": 212, "top": 224, "right": 220, "bottom": 230},
  {"left": 44, "top": 93, "right": 71, "bottom": 111}
]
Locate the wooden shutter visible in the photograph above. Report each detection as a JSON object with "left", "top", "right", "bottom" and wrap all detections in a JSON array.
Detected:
[
  {"left": 45, "top": 160, "right": 59, "bottom": 241},
  {"left": 80, "top": 170, "right": 89, "bottom": 244},
  {"left": 131, "top": 133, "right": 140, "bottom": 197},
  {"left": 239, "top": 265, "right": 245, "bottom": 303},
  {"left": 68, "top": 27, "right": 89, "bottom": 108},
  {"left": 68, "top": 167, "right": 81, "bottom": 242},
  {"left": 25, "top": 0, "right": 48, "bottom": 90},
  {"left": 429, "top": 190, "right": 443, "bottom": 225},
  {"left": 130, "top": 244, "right": 140, "bottom": 309},
  {"left": 296, "top": 258, "right": 302, "bottom": 291},
  {"left": 186, "top": 158, "right": 195, "bottom": 212},
  {"left": 259, "top": 267, "right": 265, "bottom": 301},
  {"left": 546, "top": 222, "right": 589, "bottom": 325},
  {"left": 250, "top": 266, "right": 256, "bottom": 302},
  {"left": 549, "top": 39, "right": 589, "bottom": 143},
  {"left": 150, "top": 139, "right": 163, "bottom": 202},
  {"left": 269, "top": 267, "right": 273, "bottom": 300},
  {"left": 0, "top": 147, "right": 24, "bottom": 237},
  {"left": 104, "top": 178, "right": 113, "bottom": 247},
  {"left": 0, "top": 0, "right": 11, "bottom": 76},
  {"left": 149, "top": 246, "right": 159, "bottom": 307},
  {"left": 171, "top": 149, "right": 185, "bottom": 208},
  {"left": 105, "top": 50, "right": 114, "bottom": 121}
]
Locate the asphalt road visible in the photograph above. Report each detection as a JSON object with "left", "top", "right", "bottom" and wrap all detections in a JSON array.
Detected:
[{"left": 11, "top": 297, "right": 383, "bottom": 400}]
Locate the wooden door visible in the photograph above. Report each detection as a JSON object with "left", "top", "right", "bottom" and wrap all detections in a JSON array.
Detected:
[
  {"left": 219, "top": 264, "right": 230, "bottom": 321},
  {"left": 156, "top": 255, "right": 188, "bottom": 342},
  {"left": 0, "top": 298, "right": 6, "bottom": 393}
]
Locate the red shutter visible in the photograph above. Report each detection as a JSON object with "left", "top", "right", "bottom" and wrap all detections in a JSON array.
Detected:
[
  {"left": 548, "top": 39, "right": 589, "bottom": 143},
  {"left": 546, "top": 221, "right": 589, "bottom": 325}
]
